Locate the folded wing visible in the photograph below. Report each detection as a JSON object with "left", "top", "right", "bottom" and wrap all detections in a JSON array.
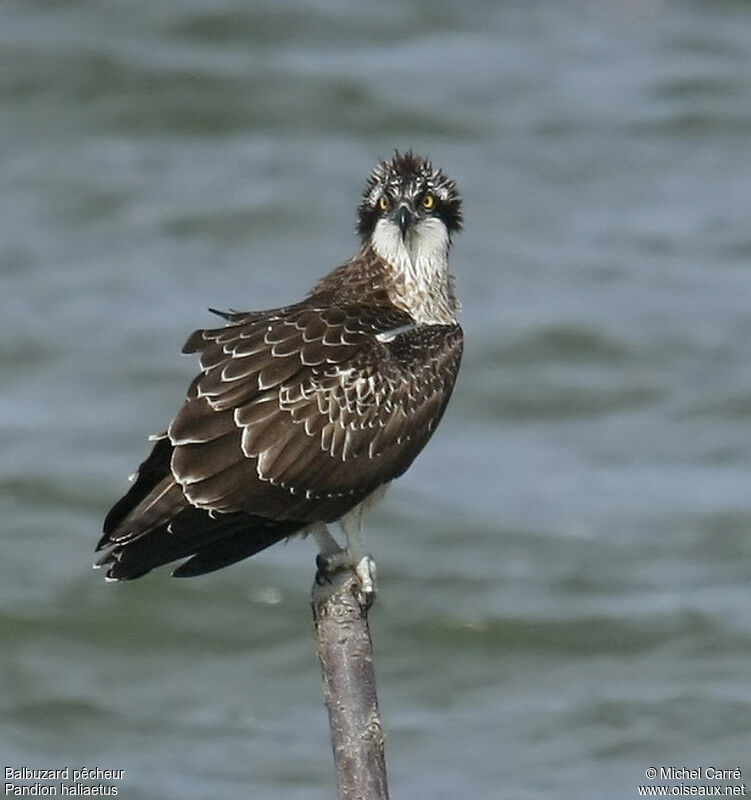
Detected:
[
  {"left": 169, "top": 302, "right": 463, "bottom": 522},
  {"left": 98, "top": 301, "right": 463, "bottom": 578}
]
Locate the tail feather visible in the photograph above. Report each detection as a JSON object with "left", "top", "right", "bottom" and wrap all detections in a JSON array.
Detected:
[
  {"left": 96, "top": 509, "right": 243, "bottom": 576},
  {"left": 98, "top": 506, "right": 303, "bottom": 581},
  {"left": 99, "top": 436, "right": 177, "bottom": 550},
  {"left": 103, "top": 478, "right": 187, "bottom": 546},
  {"left": 172, "top": 523, "right": 300, "bottom": 578},
  {"left": 99, "top": 429, "right": 306, "bottom": 581}
]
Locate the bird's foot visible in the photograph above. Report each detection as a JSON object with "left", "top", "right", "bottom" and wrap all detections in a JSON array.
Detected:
[
  {"left": 314, "top": 550, "right": 377, "bottom": 607},
  {"left": 354, "top": 554, "right": 377, "bottom": 607},
  {"left": 315, "top": 549, "right": 347, "bottom": 585}
]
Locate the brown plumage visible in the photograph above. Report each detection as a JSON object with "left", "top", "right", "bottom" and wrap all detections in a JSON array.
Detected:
[{"left": 97, "top": 153, "right": 464, "bottom": 580}]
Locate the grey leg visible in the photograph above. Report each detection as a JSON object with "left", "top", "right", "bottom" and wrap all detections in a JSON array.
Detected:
[
  {"left": 340, "top": 505, "right": 377, "bottom": 600},
  {"left": 312, "top": 507, "right": 377, "bottom": 600},
  {"left": 311, "top": 523, "right": 345, "bottom": 586},
  {"left": 312, "top": 522, "right": 342, "bottom": 557},
  {"left": 340, "top": 505, "right": 365, "bottom": 561}
]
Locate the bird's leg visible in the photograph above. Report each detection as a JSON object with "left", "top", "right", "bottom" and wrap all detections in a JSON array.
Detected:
[
  {"left": 312, "top": 523, "right": 346, "bottom": 586},
  {"left": 313, "top": 522, "right": 342, "bottom": 557},
  {"left": 311, "top": 510, "right": 377, "bottom": 602},
  {"left": 340, "top": 505, "right": 377, "bottom": 603}
]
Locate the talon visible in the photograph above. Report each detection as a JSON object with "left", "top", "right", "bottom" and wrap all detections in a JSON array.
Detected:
[
  {"left": 314, "top": 550, "right": 343, "bottom": 585},
  {"left": 313, "top": 550, "right": 378, "bottom": 604},
  {"left": 314, "top": 567, "right": 333, "bottom": 586}
]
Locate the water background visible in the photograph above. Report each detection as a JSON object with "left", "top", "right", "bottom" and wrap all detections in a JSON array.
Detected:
[{"left": 3, "top": 1, "right": 751, "bottom": 797}]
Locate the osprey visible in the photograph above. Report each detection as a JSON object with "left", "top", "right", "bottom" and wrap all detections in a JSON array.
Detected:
[{"left": 96, "top": 152, "right": 463, "bottom": 593}]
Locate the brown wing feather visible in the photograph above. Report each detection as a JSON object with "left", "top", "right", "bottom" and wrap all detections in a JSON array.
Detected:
[{"left": 168, "top": 303, "right": 463, "bottom": 522}]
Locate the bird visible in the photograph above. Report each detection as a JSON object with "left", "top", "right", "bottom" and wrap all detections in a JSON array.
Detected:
[{"left": 95, "top": 151, "right": 464, "bottom": 595}]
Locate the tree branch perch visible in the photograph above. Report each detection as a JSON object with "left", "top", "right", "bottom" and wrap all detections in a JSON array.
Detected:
[{"left": 312, "top": 567, "right": 390, "bottom": 800}]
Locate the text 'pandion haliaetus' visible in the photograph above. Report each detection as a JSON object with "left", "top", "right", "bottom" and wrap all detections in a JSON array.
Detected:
[{"left": 96, "top": 152, "right": 463, "bottom": 592}]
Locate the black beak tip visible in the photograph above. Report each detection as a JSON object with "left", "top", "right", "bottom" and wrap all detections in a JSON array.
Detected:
[{"left": 397, "top": 207, "right": 413, "bottom": 238}]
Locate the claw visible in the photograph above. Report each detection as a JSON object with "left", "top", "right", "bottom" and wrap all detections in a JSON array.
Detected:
[
  {"left": 315, "top": 553, "right": 335, "bottom": 586},
  {"left": 313, "top": 551, "right": 378, "bottom": 605}
]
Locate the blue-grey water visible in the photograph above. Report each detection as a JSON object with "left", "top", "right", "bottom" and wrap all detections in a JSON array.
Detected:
[{"left": 3, "top": 1, "right": 751, "bottom": 798}]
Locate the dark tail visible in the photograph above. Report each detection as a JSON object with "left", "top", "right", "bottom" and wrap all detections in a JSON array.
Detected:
[
  {"left": 98, "top": 436, "right": 305, "bottom": 580},
  {"left": 96, "top": 506, "right": 303, "bottom": 580}
]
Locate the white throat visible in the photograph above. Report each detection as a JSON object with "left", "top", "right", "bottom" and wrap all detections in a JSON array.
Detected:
[{"left": 371, "top": 217, "right": 457, "bottom": 325}]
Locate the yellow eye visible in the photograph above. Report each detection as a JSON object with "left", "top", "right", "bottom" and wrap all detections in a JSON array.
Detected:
[
  {"left": 378, "top": 195, "right": 391, "bottom": 212},
  {"left": 422, "top": 193, "right": 436, "bottom": 211}
]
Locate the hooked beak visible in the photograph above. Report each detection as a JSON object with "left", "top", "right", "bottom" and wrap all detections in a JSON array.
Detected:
[{"left": 396, "top": 206, "right": 414, "bottom": 239}]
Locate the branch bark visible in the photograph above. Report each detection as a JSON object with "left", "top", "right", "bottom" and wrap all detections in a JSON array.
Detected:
[{"left": 312, "top": 568, "right": 390, "bottom": 800}]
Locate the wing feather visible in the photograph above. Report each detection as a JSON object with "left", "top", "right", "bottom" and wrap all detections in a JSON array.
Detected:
[
  {"left": 167, "top": 304, "right": 463, "bottom": 522},
  {"left": 169, "top": 430, "right": 242, "bottom": 484},
  {"left": 168, "top": 400, "right": 236, "bottom": 443}
]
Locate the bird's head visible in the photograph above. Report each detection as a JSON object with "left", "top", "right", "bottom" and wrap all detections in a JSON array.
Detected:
[{"left": 357, "top": 151, "right": 463, "bottom": 251}]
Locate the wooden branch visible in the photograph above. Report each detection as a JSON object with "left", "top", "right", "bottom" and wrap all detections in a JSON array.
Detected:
[{"left": 312, "top": 568, "right": 390, "bottom": 800}]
